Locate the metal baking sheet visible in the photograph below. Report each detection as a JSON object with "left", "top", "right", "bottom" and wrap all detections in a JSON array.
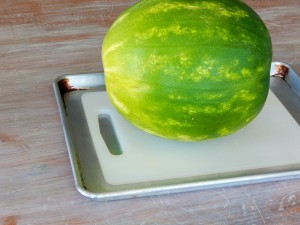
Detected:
[{"left": 53, "top": 62, "right": 300, "bottom": 201}]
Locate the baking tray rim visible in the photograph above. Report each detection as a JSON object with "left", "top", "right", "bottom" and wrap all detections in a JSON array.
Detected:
[{"left": 53, "top": 61, "right": 300, "bottom": 201}]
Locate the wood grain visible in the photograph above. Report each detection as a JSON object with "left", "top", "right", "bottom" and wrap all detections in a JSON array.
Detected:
[{"left": 0, "top": 0, "right": 299, "bottom": 224}]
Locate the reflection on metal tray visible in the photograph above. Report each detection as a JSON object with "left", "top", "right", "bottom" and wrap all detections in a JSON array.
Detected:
[{"left": 53, "top": 62, "right": 300, "bottom": 201}]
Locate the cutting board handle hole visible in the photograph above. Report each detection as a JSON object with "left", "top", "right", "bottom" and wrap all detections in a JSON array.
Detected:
[{"left": 98, "top": 114, "right": 123, "bottom": 155}]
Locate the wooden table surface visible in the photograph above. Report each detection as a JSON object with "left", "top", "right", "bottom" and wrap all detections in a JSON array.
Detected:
[{"left": 1, "top": 0, "right": 299, "bottom": 224}]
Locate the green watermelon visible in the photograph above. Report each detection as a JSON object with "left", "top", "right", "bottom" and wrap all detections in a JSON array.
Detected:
[{"left": 102, "top": 0, "right": 272, "bottom": 141}]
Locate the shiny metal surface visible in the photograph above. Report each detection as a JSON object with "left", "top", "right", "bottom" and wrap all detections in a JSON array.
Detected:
[{"left": 53, "top": 62, "right": 300, "bottom": 201}]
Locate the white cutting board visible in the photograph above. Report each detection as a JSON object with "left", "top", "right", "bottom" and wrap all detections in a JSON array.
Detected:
[{"left": 82, "top": 91, "right": 300, "bottom": 186}]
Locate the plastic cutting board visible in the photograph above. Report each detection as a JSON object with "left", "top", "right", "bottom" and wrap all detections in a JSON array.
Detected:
[{"left": 81, "top": 90, "right": 300, "bottom": 186}]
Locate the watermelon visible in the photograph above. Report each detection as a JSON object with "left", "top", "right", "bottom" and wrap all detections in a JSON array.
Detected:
[{"left": 102, "top": 0, "right": 272, "bottom": 141}]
